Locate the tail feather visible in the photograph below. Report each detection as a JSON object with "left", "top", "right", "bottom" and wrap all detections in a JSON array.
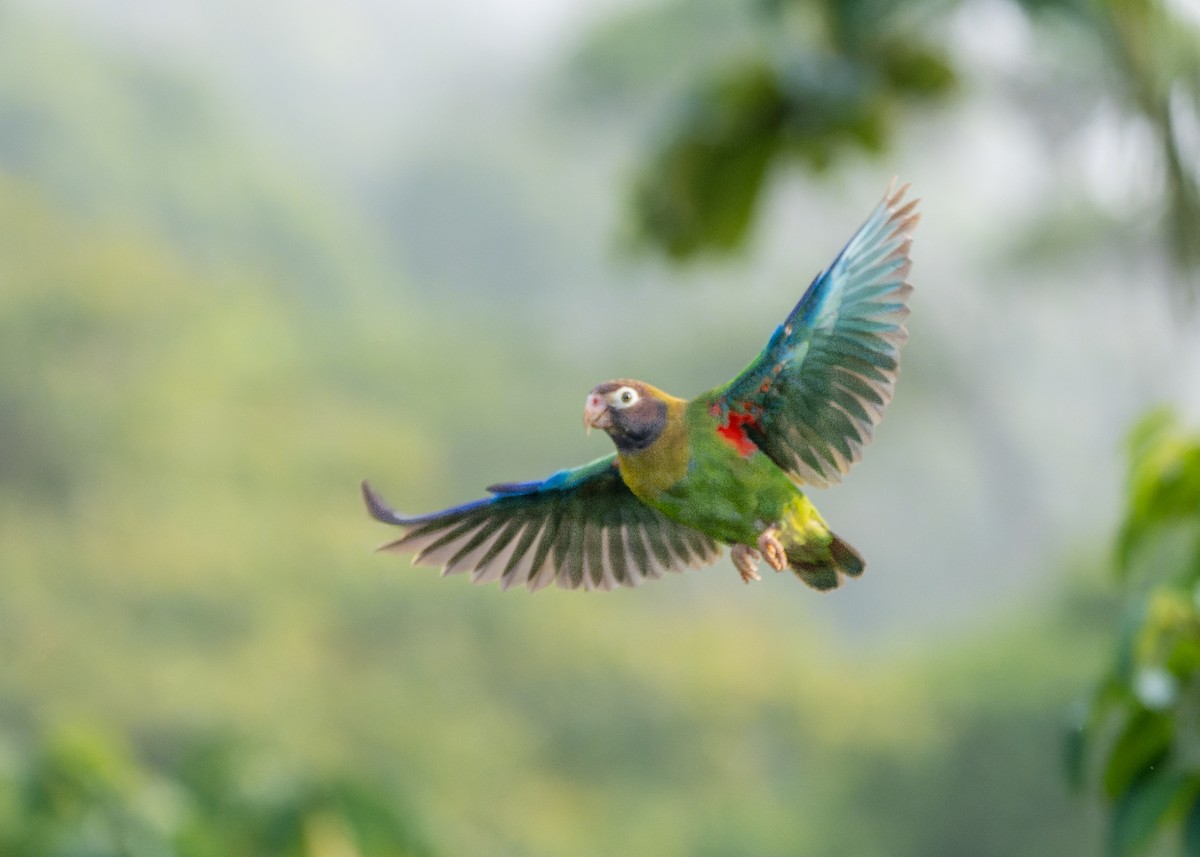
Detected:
[
  {"left": 830, "top": 535, "right": 865, "bottom": 578},
  {"left": 787, "top": 534, "right": 865, "bottom": 592}
]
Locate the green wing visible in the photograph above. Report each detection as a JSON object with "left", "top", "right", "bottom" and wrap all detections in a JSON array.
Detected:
[
  {"left": 707, "top": 181, "right": 918, "bottom": 488},
  {"left": 362, "top": 455, "right": 722, "bottom": 592}
]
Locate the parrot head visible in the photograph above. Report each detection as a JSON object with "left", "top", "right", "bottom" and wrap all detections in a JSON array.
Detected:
[{"left": 584, "top": 380, "right": 669, "bottom": 453}]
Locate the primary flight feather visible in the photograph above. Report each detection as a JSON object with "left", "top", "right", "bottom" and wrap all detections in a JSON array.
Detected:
[{"left": 362, "top": 181, "right": 918, "bottom": 592}]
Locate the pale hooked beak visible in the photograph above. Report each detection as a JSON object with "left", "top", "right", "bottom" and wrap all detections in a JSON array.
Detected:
[{"left": 583, "top": 392, "right": 612, "bottom": 434}]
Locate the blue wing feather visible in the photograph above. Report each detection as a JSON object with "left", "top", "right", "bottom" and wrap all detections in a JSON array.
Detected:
[
  {"left": 707, "top": 181, "right": 919, "bottom": 487},
  {"left": 361, "top": 455, "right": 721, "bottom": 592}
]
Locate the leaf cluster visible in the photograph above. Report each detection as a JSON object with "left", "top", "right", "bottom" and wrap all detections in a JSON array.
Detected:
[
  {"left": 621, "top": 0, "right": 1200, "bottom": 296},
  {"left": 1069, "top": 411, "right": 1200, "bottom": 856},
  {"left": 630, "top": 0, "right": 953, "bottom": 258}
]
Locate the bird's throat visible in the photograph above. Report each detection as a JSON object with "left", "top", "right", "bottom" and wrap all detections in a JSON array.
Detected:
[{"left": 613, "top": 399, "right": 690, "bottom": 500}]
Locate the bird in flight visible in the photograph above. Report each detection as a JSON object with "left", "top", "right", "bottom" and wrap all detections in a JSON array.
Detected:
[{"left": 363, "top": 181, "right": 918, "bottom": 592}]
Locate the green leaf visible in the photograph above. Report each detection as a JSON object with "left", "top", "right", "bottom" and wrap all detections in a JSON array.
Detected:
[
  {"left": 1066, "top": 680, "right": 1124, "bottom": 791},
  {"left": 634, "top": 60, "right": 785, "bottom": 258},
  {"left": 1103, "top": 708, "right": 1173, "bottom": 800},
  {"left": 1111, "top": 767, "right": 1190, "bottom": 857},
  {"left": 1117, "top": 410, "right": 1200, "bottom": 578},
  {"left": 879, "top": 45, "right": 956, "bottom": 96},
  {"left": 1127, "top": 408, "right": 1178, "bottom": 463}
]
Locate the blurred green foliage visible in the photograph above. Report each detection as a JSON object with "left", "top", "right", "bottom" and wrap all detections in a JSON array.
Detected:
[
  {"left": 614, "top": 0, "right": 1200, "bottom": 282},
  {"left": 619, "top": 0, "right": 955, "bottom": 257},
  {"left": 0, "top": 122, "right": 1111, "bottom": 854},
  {"left": 1070, "top": 411, "right": 1200, "bottom": 856},
  {"left": 0, "top": 147, "right": 1116, "bottom": 853},
  {"left": 0, "top": 2, "right": 1183, "bottom": 855},
  {"left": 0, "top": 726, "right": 430, "bottom": 857}
]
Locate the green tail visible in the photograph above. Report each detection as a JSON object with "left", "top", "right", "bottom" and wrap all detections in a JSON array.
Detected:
[{"left": 787, "top": 533, "right": 865, "bottom": 592}]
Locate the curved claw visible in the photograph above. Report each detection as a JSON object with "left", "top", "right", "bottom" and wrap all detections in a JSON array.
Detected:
[
  {"left": 731, "top": 543, "right": 762, "bottom": 584},
  {"left": 758, "top": 526, "right": 787, "bottom": 573}
]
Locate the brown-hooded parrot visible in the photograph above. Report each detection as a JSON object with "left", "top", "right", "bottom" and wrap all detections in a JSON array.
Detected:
[{"left": 362, "top": 181, "right": 918, "bottom": 592}]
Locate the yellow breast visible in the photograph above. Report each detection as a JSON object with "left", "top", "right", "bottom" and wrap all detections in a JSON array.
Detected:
[{"left": 616, "top": 396, "right": 690, "bottom": 500}]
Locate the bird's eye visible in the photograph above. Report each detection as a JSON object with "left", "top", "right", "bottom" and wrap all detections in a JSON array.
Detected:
[{"left": 614, "top": 386, "right": 639, "bottom": 408}]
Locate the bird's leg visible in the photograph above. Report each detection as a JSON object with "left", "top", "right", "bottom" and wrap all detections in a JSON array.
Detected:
[
  {"left": 731, "top": 544, "right": 762, "bottom": 584},
  {"left": 758, "top": 525, "right": 787, "bottom": 573}
]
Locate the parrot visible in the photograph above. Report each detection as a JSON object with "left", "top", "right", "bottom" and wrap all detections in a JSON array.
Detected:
[{"left": 362, "top": 180, "right": 918, "bottom": 592}]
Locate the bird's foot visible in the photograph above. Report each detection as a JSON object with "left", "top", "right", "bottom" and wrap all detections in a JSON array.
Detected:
[
  {"left": 731, "top": 543, "right": 762, "bottom": 584},
  {"left": 758, "top": 526, "right": 787, "bottom": 573}
]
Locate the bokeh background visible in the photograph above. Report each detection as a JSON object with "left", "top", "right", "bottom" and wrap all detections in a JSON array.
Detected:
[{"left": 2, "top": 0, "right": 1200, "bottom": 854}]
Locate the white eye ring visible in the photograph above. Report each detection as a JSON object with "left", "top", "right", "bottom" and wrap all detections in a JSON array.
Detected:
[{"left": 612, "top": 386, "right": 639, "bottom": 408}]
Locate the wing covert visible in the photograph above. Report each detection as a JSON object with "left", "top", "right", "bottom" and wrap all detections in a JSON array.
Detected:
[
  {"left": 708, "top": 180, "right": 918, "bottom": 487},
  {"left": 362, "top": 455, "right": 722, "bottom": 592}
]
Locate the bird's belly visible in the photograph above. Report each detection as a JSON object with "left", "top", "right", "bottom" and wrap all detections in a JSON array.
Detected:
[{"left": 643, "top": 452, "right": 804, "bottom": 545}]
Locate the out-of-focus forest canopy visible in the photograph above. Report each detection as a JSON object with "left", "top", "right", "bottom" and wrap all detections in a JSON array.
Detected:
[
  {"left": 572, "top": 0, "right": 1200, "bottom": 278},
  {"left": 0, "top": 0, "right": 1197, "bottom": 854}
]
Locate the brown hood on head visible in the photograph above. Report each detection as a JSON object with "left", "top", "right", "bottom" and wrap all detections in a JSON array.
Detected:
[{"left": 584, "top": 380, "right": 669, "bottom": 453}]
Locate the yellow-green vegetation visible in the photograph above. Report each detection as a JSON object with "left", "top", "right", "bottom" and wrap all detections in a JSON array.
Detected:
[
  {"left": 0, "top": 142, "right": 1109, "bottom": 856},
  {"left": 0, "top": 725, "right": 433, "bottom": 857},
  {"left": 2, "top": 3, "right": 1186, "bottom": 855},
  {"left": 1070, "top": 412, "right": 1200, "bottom": 857}
]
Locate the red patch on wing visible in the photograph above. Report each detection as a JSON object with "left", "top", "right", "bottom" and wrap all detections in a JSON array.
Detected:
[{"left": 716, "top": 409, "right": 759, "bottom": 457}]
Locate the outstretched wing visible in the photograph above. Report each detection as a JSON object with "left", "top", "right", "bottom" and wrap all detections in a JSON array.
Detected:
[
  {"left": 362, "top": 455, "right": 722, "bottom": 592},
  {"left": 706, "top": 180, "right": 918, "bottom": 488}
]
